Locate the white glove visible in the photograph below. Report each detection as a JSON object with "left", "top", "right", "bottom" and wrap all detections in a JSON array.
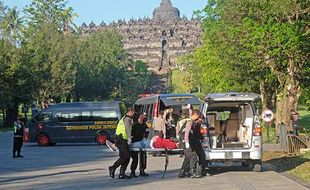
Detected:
[
  {"left": 185, "top": 142, "right": 190, "bottom": 149},
  {"left": 127, "top": 138, "right": 132, "bottom": 145}
]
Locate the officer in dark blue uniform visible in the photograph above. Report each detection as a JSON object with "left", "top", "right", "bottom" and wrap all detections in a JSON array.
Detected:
[{"left": 12, "top": 115, "right": 24, "bottom": 158}]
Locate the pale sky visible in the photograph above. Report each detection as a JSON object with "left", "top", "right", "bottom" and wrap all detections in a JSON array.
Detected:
[{"left": 3, "top": 0, "right": 208, "bottom": 25}]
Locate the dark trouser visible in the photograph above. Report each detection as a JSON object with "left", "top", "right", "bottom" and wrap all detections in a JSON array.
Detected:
[
  {"left": 194, "top": 144, "right": 207, "bottom": 175},
  {"left": 113, "top": 137, "right": 130, "bottom": 171},
  {"left": 167, "top": 127, "right": 176, "bottom": 138},
  {"left": 13, "top": 137, "right": 23, "bottom": 155},
  {"left": 293, "top": 125, "right": 299, "bottom": 136},
  {"left": 130, "top": 151, "right": 147, "bottom": 171},
  {"left": 181, "top": 148, "right": 198, "bottom": 173}
]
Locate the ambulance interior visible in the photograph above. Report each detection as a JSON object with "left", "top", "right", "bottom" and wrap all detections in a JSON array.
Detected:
[{"left": 206, "top": 102, "right": 254, "bottom": 149}]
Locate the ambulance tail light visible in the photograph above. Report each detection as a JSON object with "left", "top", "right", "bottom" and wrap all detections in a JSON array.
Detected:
[
  {"left": 37, "top": 124, "right": 44, "bottom": 130},
  {"left": 24, "top": 128, "right": 30, "bottom": 142},
  {"left": 253, "top": 123, "right": 262, "bottom": 136},
  {"left": 200, "top": 125, "right": 208, "bottom": 135}
]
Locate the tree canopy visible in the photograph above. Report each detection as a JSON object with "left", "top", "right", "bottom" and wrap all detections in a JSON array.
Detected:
[
  {"left": 184, "top": 0, "right": 309, "bottom": 129},
  {"left": 0, "top": 0, "right": 151, "bottom": 127}
]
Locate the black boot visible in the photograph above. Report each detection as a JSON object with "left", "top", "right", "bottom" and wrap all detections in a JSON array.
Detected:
[
  {"left": 139, "top": 170, "right": 149, "bottom": 177},
  {"left": 201, "top": 166, "right": 207, "bottom": 177},
  {"left": 17, "top": 153, "right": 24, "bottom": 158},
  {"left": 12, "top": 153, "right": 17, "bottom": 158},
  {"left": 184, "top": 170, "right": 191, "bottom": 178},
  {"left": 109, "top": 166, "right": 116, "bottom": 178},
  {"left": 119, "top": 170, "right": 131, "bottom": 179},
  {"left": 130, "top": 171, "right": 138, "bottom": 178},
  {"left": 178, "top": 169, "right": 186, "bottom": 178}
]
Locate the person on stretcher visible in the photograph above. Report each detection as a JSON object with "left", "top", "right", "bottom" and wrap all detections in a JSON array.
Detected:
[{"left": 106, "top": 135, "right": 178, "bottom": 151}]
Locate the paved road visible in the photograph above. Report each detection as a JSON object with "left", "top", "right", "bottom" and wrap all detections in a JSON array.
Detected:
[{"left": 0, "top": 132, "right": 308, "bottom": 190}]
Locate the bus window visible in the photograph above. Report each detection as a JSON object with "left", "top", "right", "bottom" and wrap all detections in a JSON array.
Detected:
[
  {"left": 147, "top": 104, "right": 153, "bottom": 120},
  {"left": 34, "top": 112, "right": 52, "bottom": 122},
  {"left": 142, "top": 105, "right": 147, "bottom": 115},
  {"left": 134, "top": 105, "right": 142, "bottom": 115}
]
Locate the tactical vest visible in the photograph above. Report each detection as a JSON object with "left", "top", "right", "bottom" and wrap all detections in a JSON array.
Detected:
[
  {"left": 178, "top": 119, "right": 192, "bottom": 147},
  {"left": 115, "top": 116, "right": 130, "bottom": 140},
  {"left": 13, "top": 121, "right": 23, "bottom": 137}
]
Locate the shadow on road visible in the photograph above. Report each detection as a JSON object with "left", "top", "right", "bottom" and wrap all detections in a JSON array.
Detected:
[{"left": 265, "top": 154, "right": 310, "bottom": 173}]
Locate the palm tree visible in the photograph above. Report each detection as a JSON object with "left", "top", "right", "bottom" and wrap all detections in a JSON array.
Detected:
[{"left": 1, "top": 7, "right": 24, "bottom": 45}]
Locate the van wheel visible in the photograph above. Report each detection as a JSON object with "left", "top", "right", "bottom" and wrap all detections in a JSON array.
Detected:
[
  {"left": 253, "top": 164, "right": 262, "bottom": 172},
  {"left": 37, "top": 134, "right": 50, "bottom": 146},
  {"left": 96, "top": 134, "right": 108, "bottom": 145}
]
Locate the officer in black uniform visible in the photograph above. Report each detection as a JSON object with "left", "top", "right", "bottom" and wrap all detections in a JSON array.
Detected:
[
  {"left": 12, "top": 115, "right": 24, "bottom": 158},
  {"left": 129, "top": 115, "right": 149, "bottom": 177},
  {"left": 192, "top": 115, "right": 208, "bottom": 177}
]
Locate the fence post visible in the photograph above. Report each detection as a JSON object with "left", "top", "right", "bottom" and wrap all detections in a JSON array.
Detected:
[{"left": 279, "top": 122, "right": 288, "bottom": 151}]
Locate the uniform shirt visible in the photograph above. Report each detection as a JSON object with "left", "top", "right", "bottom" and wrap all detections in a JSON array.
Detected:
[
  {"left": 153, "top": 117, "right": 166, "bottom": 135},
  {"left": 176, "top": 118, "right": 191, "bottom": 138},
  {"left": 131, "top": 123, "right": 148, "bottom": 142},
  {"left": 124, "top": 115, "right": 133, "bottom": 140},
  {"left": 184, "top": 120, "right": 193, "bottom": 144}
]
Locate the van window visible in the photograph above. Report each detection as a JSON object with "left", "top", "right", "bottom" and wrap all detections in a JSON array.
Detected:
[
  {"left": 34, "top": 111, "right": 52, "bottom": 122},
  {"left": 56, "top": 112, "right": 80, "bottom": 122},
  {"left": 217, "top": 111, "right": 231, "bottom": 121},
  {"left": 81, "top": 111, "right": 92, "bottom": 121},
  {"left": 92, "top": 110, "right": 118, "bottom": 120}
]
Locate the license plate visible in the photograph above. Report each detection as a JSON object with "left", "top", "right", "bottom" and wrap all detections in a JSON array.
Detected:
[{"left": 225, "top": 152, "right": 233, "bottom": 159}]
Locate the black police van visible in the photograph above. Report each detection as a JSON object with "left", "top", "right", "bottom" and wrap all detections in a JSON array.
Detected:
[{"left": 25, "top": 101, "right": 126, "bottom": 146}]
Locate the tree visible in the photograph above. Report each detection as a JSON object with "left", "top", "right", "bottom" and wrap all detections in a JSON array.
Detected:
[
  {"left": 1, "top": 7, "right": 24, "bottom": 44},
  {"left": 25, "top": 22, "right": 77, "bottom": 104},
  {"left": 121, "top": 60, "right": 151, "bottom": 103},
  {"left": 190, "top": 0, "right": 309, "bottom": 130},
  {"left": 24, "top": 0, "right": 77, "bottom": 32},
  {"left": 75, "top": 28, "right": 127, "bottom": 101}
]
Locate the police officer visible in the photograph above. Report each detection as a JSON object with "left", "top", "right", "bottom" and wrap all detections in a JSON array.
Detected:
[
  {"left": 12, "top": 115, "right": 24, "bottom": 158},
  {"left": 178, "top": 110, "right": 201, "bottom": 178},
  {"left": 108, "top": 107, "right": 135, "bottom": 179},
  {"left": 192, "top": 115, "right": 208, "bottom": 177},
  {"left": 129, "top": 115, "right": 149, "bottom": 177}
]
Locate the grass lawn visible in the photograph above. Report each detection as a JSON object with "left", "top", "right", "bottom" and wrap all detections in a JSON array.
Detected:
[
  {"left": 264, "top": 151, "right": 310, "bottom": 182},
  {"left": 299, "top": 105, "right": 310, "bottom": 134},
  {"left": 171, "top": 69, "right": 189, "bottom": 93},
  {"left": 262, "top": 125, "right": 277, "bottom": 144}
]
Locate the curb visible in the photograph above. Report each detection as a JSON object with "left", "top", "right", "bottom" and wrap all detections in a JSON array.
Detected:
[{"left": 263, "top": 162, "right": 310, "bottom": 189}]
